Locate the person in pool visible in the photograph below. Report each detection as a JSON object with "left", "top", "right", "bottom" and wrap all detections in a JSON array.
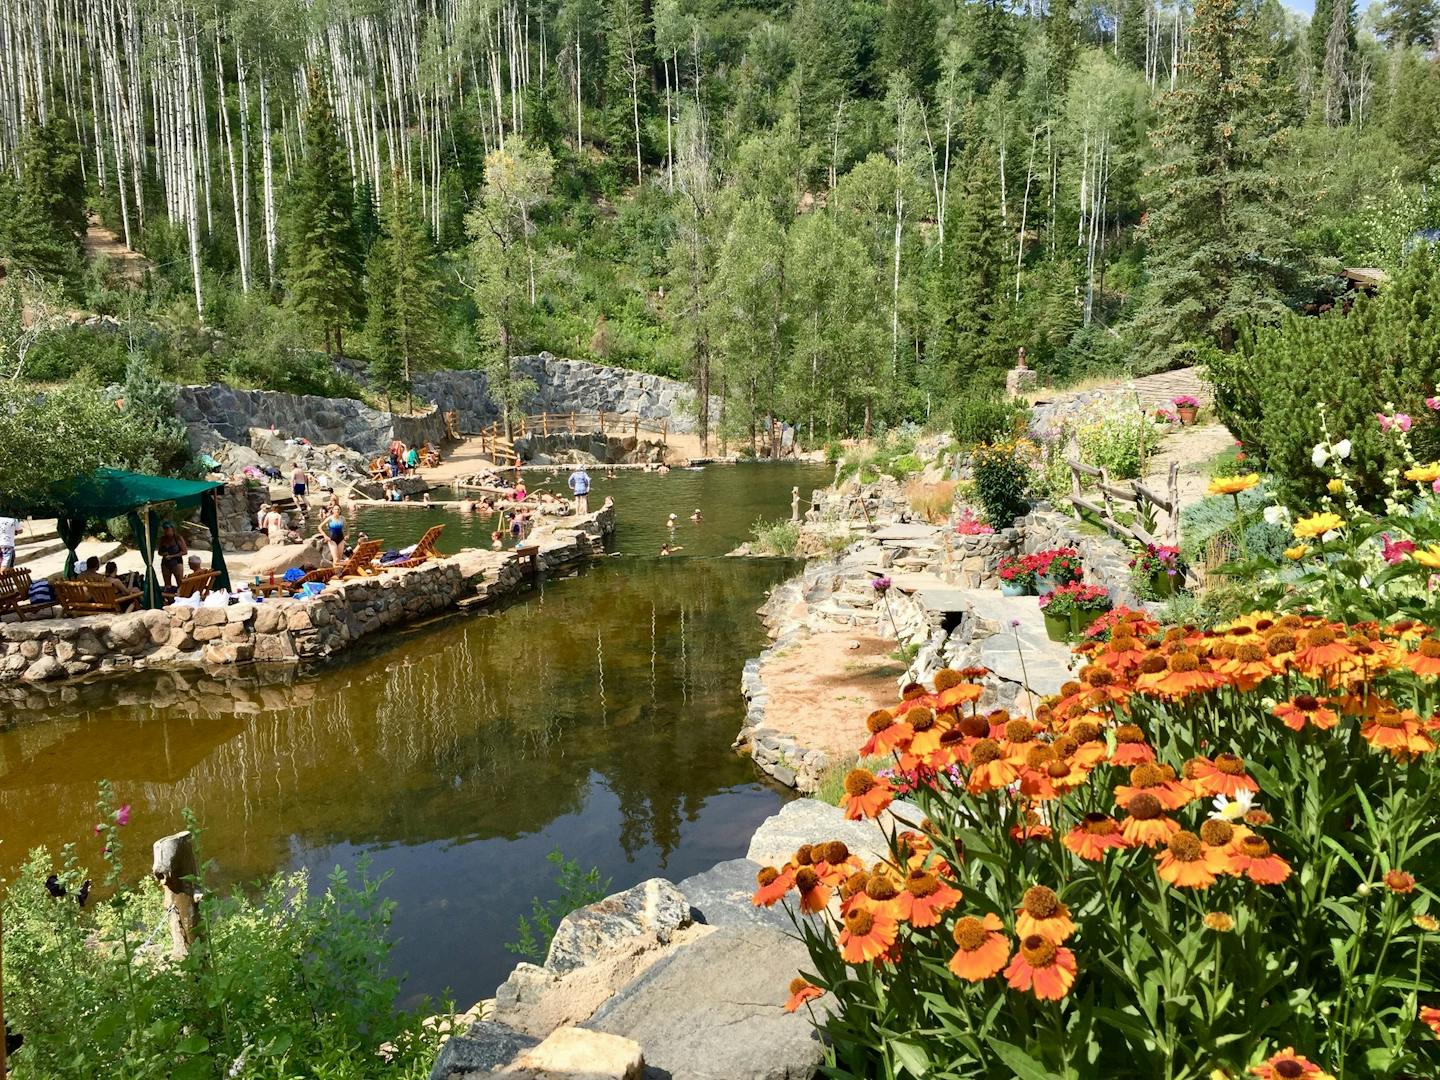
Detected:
[
  {"left": 157, "top": 520, "right": 188, "bottom": 589},
  {"left": 318, "top": 506, "right": 347, "bottom": 566},
  {"left": 691, "top": 508, "right": 703, "bottom": 523}
]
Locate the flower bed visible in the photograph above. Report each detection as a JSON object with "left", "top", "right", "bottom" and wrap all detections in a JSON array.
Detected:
[{"left": 752, "top": 609, "right": 1440, "bottom": 1078}]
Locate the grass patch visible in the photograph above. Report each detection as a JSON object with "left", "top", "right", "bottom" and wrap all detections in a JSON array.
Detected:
[{"left": 814, "top": 753, "right": 894, "bottom": 807}]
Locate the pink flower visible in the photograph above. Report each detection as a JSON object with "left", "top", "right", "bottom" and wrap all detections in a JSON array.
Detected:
[
  {"left": 1382, "top": 534, "right": 1416, "bottom": 565},
  {"left": 93, "top": 823, "right": 104, "bottom": 837},
  {"left": 1378, "top": 412, "right": 1413, "bottom": 433},
  {"left": 1426, "top": 397, "right": 1440, "bottom": 411},
  {"left": 115, "top": 804, "right": 131, "bottom": 827}
]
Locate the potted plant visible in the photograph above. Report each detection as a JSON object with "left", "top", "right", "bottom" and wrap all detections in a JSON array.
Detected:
[
  {"left": 1038, "top": 586, "right": 1074, "bottom": 642},
  {"left": 1173, "top": 394, "right": 1200, "bottom": 426},
  {"left": 1033, "top": 547, "right": 1082, "bottom": 592},
  {"left": 997, "top": 554, "right": 1036, "bottom": 596},
  {"left": 1129, "top": 543, "right": 1187, "bottom": 599},
  {"left": 1067, "top": 582, "right": 1113, "bottom": 636}
]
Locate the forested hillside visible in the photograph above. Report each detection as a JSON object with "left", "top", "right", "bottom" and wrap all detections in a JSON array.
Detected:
[{"left": 1, "top": 0, "right": 1438, "bottom": 445}]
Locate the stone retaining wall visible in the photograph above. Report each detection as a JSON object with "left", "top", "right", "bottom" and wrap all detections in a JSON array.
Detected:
[{"left": 0, "top": 507, "right": 614, "bottom": 691}]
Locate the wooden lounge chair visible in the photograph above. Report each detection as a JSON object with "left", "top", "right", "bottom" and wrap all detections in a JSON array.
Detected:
[
  {"left": 334, "top": 539, "right": 383, "bottom": 578},
  {"left": 387, "top": 525, "right": 446, "bottom": 569},
  {"left": 174, "top": 570, "right": 219, "bottom": 600},
  {"left": 0, "top": 568, "right": 47, "bottom": 620},
  {"left": 55, "top": 579, "right": 140, "bottom": 616},
  {"left": 283, "top": 567, "right": 335, "bottom": 595}
]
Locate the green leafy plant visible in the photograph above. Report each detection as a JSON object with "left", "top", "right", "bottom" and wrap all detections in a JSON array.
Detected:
[
  {"left": 749, "top": 518, "right": 802, "bottom": 556},
  {"left": 506, "top": 848, "right": 612, "bottom": 962},
  {"left": 1076, "top": 408, "right": 1155, "bottom": 480},
  {"left": 970, "top": 442, "right": 1032, "bottom": 526},
  {"left": 951, "top": 393, "right": 1026, "bottom": 448}
]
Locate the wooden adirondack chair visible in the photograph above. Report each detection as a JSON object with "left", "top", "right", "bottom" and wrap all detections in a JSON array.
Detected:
[
  {"left": 0, "top": 568, "right": 47, "bottom": 620},
  {"left": 55, "top": 579, "right": 140, "bottom": 615},
  {"left": 286, "top": 567, "right": 335, "bottom": 594},
  {"left": 334, "top": 539, "right": 383, "bottom": 578},
  {"left": 174, "top": 570, "right": 219, "bottom": 600},
  {"left": 387, "top": 525, "right": 446, "bottom": 569}
]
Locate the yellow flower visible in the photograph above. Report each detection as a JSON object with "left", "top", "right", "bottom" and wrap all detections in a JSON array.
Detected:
[
  {"left": 1326, "top": 478, "right": 1345, "bottom": 495},
  {"left": 1284, "top": 545, "right": 1310, "bottom": 561},
  {"left": 1412, "top": 545, "right": 1440, "bottom": 569},
  {"left": 1404, "top": 462, "right": 1440, "bottom": 484},
  {"left": 1207, "top": 473, "right": 1260, "bottom": 496},
  {"left": 1293, "top": 512, "right": 1344, "bottom": 539},
  {"left": 1415, "top": 914, "right": 1440, "bottom": 932},
  {"left": 1203, "top": 911, "right": 1235, "bottom": 933}
]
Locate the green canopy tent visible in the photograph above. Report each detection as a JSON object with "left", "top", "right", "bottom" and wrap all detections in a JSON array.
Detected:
[{"left": 46, "top": 469, "right": 231, "bottom": 609}]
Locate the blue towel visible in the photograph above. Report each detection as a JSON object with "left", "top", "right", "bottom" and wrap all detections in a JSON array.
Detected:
[
  {"left": 28, "top": 581, "right": 53, "bottom": 603},
  {"left": 282, "top": 567, "right": 306, "bottom": 584}
]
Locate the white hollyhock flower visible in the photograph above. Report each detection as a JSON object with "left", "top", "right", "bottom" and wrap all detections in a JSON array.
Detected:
[
  {"left": 1264, "top": 505, "right": 1290, "bottom": 526},
  {"left": 1333, "top": 439, "right": 1352, "bottom": 460},
  {"left": 1312, "top": 443, "right": 1329, "bottom": 468}
]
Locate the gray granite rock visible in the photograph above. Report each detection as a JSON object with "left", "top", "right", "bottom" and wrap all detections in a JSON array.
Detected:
[
  {"left": 745, "top": 796, "right": 920, "bottom": 869},
  {"left": 546, "top": 878, "right": 691, "bottom": 976},
  {"left": 585, "top": 925, "right": 828, "bottom": 1080},
  {"left": 678, "top": 859, "right": 802, "bottom": 933},
  {"left": 428, "top": 1021, "right": 540, "bottom": 1079}
]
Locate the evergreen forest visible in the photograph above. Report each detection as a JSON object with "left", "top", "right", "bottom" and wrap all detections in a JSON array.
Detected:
[{"left": 1, "top": 0, "right": 1439, "bottom": 445}]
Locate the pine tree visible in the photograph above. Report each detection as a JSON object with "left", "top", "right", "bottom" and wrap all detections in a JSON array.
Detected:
[
  {"left": 927, "top": 134, "right": 1010, "bottom": 391},
  {"left": 1132, "top": 0, "right": 1300, "bottom": 366},
  {"left": 965, "top": 0, "right": 1024, "bottom": 94},
  {"left": 366, "top": 177, "right": 447, "bottom": 411},
  {"left": 1044, "top": 0, "right": 1079, "bottom": 93},
  {"left": 1117, "top": 0, "right": 1149, "bottom": 71},
  {"left": 788, "top": 0, "right": 861, "bottom": 159},
  {"left": 0, "top": 112, "right": 86, "bottom": 283},
  {"left": 882, "top": 0, "right": 940, "bottom": 95},
  {"left": 1378, "top": 0, "right": 1440, "bottom": 46},
  {"left": 287, "top": 68, "right": 364, "bottom": 357}
]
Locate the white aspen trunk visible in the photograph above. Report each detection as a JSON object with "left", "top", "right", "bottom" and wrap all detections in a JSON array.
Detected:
[
  {"left": 575, "top": 33, "right": 582, "bottom": 148},
  {"left": 178, "top": 21, "right": 204, "bottom": 317},
  {"left": 236, "top": 42, "right": 252, "bottom": 291},
  {"left": 1015, "top": 129, "right": 1036, "bottom": 302},
  {"left": 260, "top": 65, "right": 277, "bottom": 283},
  {"left": 665, "top": 52, "right": 673, "bottom": 192},
  {"left": 215, "top": 27, "right": 246, "bottom": 292}
]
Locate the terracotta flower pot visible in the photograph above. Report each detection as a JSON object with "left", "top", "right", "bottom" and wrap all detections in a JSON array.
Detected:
[{"left": 1177, "top": 406, "right": 1199, "bottom": 426}]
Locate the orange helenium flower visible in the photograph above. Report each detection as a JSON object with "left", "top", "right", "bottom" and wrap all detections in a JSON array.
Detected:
[
  {"left": 948, "top": 913, "right": 1010, "bottom": 981},
  {"left": 1384, "top": 868, "right": 1417, "bottom": 893},
  {"left": 1405, "top": 638, "right": 1440, "bottom": 677},
  {"left": 838, "top": 907, "right": 898, "bottom": 964},
  {"left": 1273, "top": 695, "right": 1339, "bottom": 731},
  {"left": 793, "top": 867, "right": 834, "bottom": 914},
  {"left": 1114, "top": 762, "right": 1194, "bottom": 811},
  {"left": 783, "top": 978, "right": 824, "bottom": 1013},
  {"left": 1063, "top": 813, "right": 1131, "bottom": 860},
  {"left": 1120, "top": 793, "right": 1181, "bottom": 847},
  {"left": 843, "top": 769, "right": 894, "bottom": 820},
  {"left": 1110, "top": 724, "right": 1156, "bottom": 765},
  {"left": 1249, "top": 1047, "right": 1335, "bottom": 1079},
  {"left": 1361, "top": 710, "right": 1435, "bottom": 755},
  {"left": 1189, "top": 753, "right": 1260, "bottom": 798},
  {"left": 896, "top": 870, "right": 962, "bottom": 927},
  {"left": 752, "top": 866, "right": 794, "bottom": 907},
  {"left": 1004, "top": 934, "right": 1077, "bottom": 1001},
  {"left": 1421, "top": 1006, "right": 1440, "bottom": 1037},
  {"left": 966, "top": 738, "right": 1020, "bottom": 793},
  {"left": 1015, "top": 885, "right": 1076, "bottom": 944},
  {"left": 1229, "top": 835, "right": 1291, "bottom": 885},
  {"left": 1155, "top": 830, "right": 1221, "bottom": 889}
]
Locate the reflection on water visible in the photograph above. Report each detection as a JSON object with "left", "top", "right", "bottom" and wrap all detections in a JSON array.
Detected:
[{"left": 0, "top": 462, "right": 830, "bottom": 1007}]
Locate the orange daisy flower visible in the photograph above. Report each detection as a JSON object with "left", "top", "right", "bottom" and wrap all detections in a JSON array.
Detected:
[
  {"left": 752, "top": 866, "right": 794, "bottom": 907},
  {"left": 1273, "top": 695, "right": 1339, "bottom": 732},
  {"left": 1140, "top": 650, "right": 1222, "bottom": 699},
  {"left": 896, "top": 870, "right": 962, "bottom": 927},
  {"left": 1219, "top": 641, "right": 1279, "bottom": 689},
  {"left": 1120, "top": 792, "right": 1181, "bottom": 847},
  {"left": 1015, "top": 885, "right": 1076, "bottom": 945},
  {"left": 1189, "top": 753, "right": 1260, "bottom": 798},
  {"left": 948, "top": 913, "right": 1011, "bottom": 981},
  {"left": 966, "top": 738, "right": 1020, "bottom": 793},
  {"left": 859, "top": 709, "right": 909, "bottom": 756},
  {"left": 1064, "top": 813, "right": 1132, "bottom": 860},
  {"left": 1406, "top": 638, "right": 1440, "bottom": 677},
  {"left": 1229, "top": 835, "right": 1291, "bottom": 885},
  {"left": 936, "top": 680, "right": 985, "bottom": 710},
  {"left": 1113, "top": 762, "right": 1194, "bottom": 811},
  {"left": 783, "top": 978, "right": 824, "bottom": 1013},
  {"left": 1110, "top": 723, "right": 1156, "bottom": 765},
  {"left": 856, "top": 873, "right": 904, "bottom": 919},
  {"left": 1004, "top": 934, "right": 1078, "bottom": 1001},
  {"left": 843, "top": 769, "right": 895, "bottom": 820},
  {"left": 838, "top": 907, "right": 898, "bottom": 964},
  {"left": 1420, "top": 1006, "right": 1440, "bottom": 1037},
  {"left": 1360, "top": 709, "right": 1435, "bottom": 755},
  {"left": 1062, "top": 720, "right": 1110, "bottom": 768},
  {"left": 793, "top": 866, "right": 834, "bottom": 914},
  {"left": 1383, "top": 868, "right": 1416, "bottom": 893},
  {"left": 1155, "top": 830, "right": 1222, "bottom": 889},
  {"left": 1294, "top": 625, "right": 1355, "bottom": 675},
  {"left": 1249, "top": 1047, "right": 1335, "bottom": 1079}
]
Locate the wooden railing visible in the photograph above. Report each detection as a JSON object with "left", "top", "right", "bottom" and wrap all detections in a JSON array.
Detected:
[
  {"left": 466, "top": 411, "right": 671, "bottom": 446},
  {"left": 1067, "top": 457, "right": 1180, "bottom": 547}
]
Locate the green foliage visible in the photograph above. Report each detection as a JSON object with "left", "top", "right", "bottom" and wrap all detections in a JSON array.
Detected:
[
  {"left": 2, "top": 786, "right": 444, "bottom": 1080},
  {"left": 0, "top": 111, "right": 86, "bottom": 284},
  {"left": 1178, "top": 483, "right": 1275, "bottom": 567},
  {"left": 749, "top": 517, "right": 802, "bottom": 556},
  {"left": 970, "top": 442, "right": 1031, "bottom": 526},
  {"left": 950, "top": 392, "right": 1025, "bottom": 448},
  {"left": 506, "top": 848, "right": 612, "bottom": 962},
  {"left": 1209, "top": 245, "right": 1440, "bottom": 508},
  {"left": 1075, "top": 409, "right": 1155, "bottom": 480},
  {"left": 20, "top": 325, "right": 132, "bottom": 384}
]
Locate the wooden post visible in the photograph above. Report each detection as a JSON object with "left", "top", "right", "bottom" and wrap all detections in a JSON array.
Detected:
[
  {"left": 1099, "top": 468, "right": 1116, "bottom": 523},
  {"left": 152, "top": 831, "right": 200, "bottom": 962},
  {"left": 599, "top": 410, "right": 606, "bottom": 434},
  {"left": 662, "top": 421, "right": 668, "bottom": 447},
  {"left": 1167, "top": 460, "right": 1180, "bottom": 546},
  {"left": 542, "top": 411, "right": 549, "bottom": 435},
  {"left": 569, "top": 410, "right": 576, "bottom": 434},
  {"left": 633, "top": 416, "right": 639, "bottom": 439}
]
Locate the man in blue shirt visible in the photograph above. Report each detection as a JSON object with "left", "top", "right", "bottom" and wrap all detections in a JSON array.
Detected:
[{"left": 568, "top": 466, "right": 591, "bottom": 515}]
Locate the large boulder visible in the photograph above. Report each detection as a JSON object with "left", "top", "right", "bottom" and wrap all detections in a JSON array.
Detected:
[
  {"left": 745, "top": 796, "right": 918, "bottom": 869},
  {"left": 246, "top": 537, "right": 328, "bottom": 578},
  {"left": 428, "top": 1021, "right": 540, "bottom": 1080},
  {"left": 678, "top": 859, "right": 798, "bottom": 933},
  {"left": 584, "top": 924, "right": 829, "bottom": 1080}
]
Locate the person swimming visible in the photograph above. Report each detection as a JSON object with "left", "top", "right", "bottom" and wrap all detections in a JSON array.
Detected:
[{"left": 691, "top": 508, "right": 703, "bottom": 523}]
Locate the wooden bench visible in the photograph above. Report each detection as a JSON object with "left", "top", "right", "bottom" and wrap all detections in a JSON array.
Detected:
[
  {"left": 54, "top": 579, "right": 141, "bottom": 616},
  {"left": 0, "top": 568, "right": 48, "bottom": 620}
]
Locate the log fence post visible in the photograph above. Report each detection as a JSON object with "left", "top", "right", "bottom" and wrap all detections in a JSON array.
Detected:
[{"left": 152, "top": 831, "right": 201, "bottom": 962}]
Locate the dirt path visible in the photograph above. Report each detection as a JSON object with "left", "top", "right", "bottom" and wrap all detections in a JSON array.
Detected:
[{"left": 83, "top": 214, "right": 153, "bottom": 282}]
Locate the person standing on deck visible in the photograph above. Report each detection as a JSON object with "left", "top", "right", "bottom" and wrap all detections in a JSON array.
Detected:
[
  {"left": 568, "top": 466, "right": 591, "bottom": 515},
  {"left": 290, "top": 462, "right": 310, "bottom": 515},
  {"left": 0, "top": 514, "right": 21, "bottom": 569}
]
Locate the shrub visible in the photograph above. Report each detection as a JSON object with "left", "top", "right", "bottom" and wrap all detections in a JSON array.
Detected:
[
  {"left": 1208, "top": 244, "right": 1440, "bottom": 508},
  {"left": 970, "top": 442, "right": 1031, "bottom": 526},
  {"left": 750, "top": 517, "right": 801, "bottom": 556},
  {"left": 759, "top": 615, "right": 1440, "bottom": 1078},
  {"left": 952, "top": 393, "right": 1026, "bottom": 447},
  {"left": 888, "top": 453, "right": 923, "bottom": 477},
  {"left": 1076, "top": 408, "right": 1155, "bottom": 480},
  {"left": 507, "top": 848, "right": 612, "bottom": 962},
  {"left": 3, "top": 787, "right": 445, "bottom": 1080}
]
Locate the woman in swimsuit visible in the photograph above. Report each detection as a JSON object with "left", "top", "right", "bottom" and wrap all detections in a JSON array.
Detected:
[
  {"left": 319, "top": 507, "right": 347, "bottom": 566},
  {"left": 157, "top": 521, "right": 188, "bottom": 589}
]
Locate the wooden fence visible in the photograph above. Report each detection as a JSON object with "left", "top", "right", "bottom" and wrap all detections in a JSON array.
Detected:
[
  {"left": 1067, "top": 457, "right": 1180, "bottom": 547},
  {"left": 467, "top": 411, "right": 671, "bottom": 461}
]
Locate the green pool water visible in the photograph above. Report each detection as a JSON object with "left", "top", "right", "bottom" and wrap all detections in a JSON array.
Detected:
[{"left": 0, "top": 462, "right": 832, "bottom": 1008}]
